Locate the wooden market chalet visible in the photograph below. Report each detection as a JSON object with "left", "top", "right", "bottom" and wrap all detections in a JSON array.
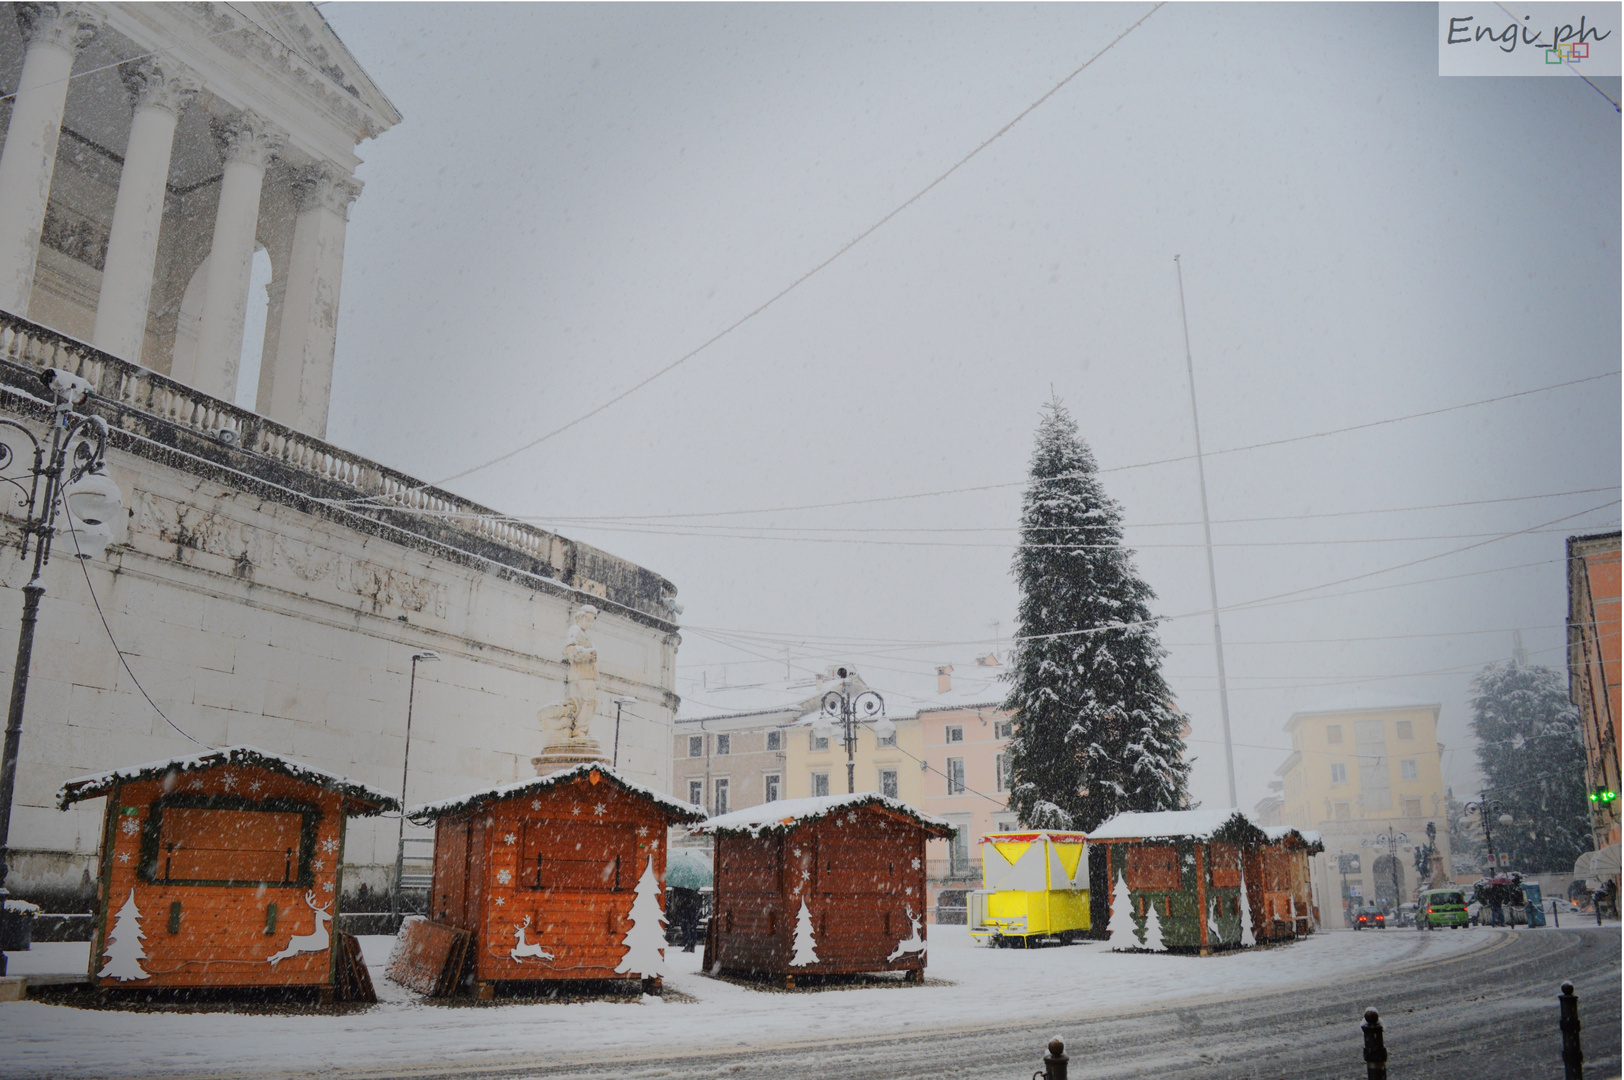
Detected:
[
  {"left": 1088, "top": 808, "right": 1323, "bottom": 954},
  {"left": 698, "top": 793, "right": 954, "bottom": 987},
  {"left": 399, "top": 762, "right": 706, "bottom": 997},
  {"left": 56, "top": 746, "right": 398, "bottom": 998}
]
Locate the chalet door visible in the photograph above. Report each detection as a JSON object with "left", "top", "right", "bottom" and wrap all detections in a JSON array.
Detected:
[{"left": 435, "top": 821, "right": 472, "bottom": 927}]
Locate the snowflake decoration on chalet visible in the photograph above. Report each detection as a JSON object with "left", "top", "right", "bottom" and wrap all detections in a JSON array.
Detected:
[
  {"left": 312, "top": 859, "right": 324, "bottom": 871},
  {"left": 321, "top": 838, "right": 340, "bottom": 853},
  {"left": 219, "top": 772, "right": 237, "bottom": 791},
  {"left": 116, "top": 851, "right": 130, "bottom": 863},
  {"left": 531, "top": 799, "right": 543, "bottom": 810},
  {"left": 494, "top": 896, "right": 506, "bottom": 906},
  {"left": 504, "top": 832, "right": 517, "bottom": 846},
  {"left": 187, "top": 778, "right": 204, "bottom": 790},
  {"left": 571, "top": 805, "right": 581, "bottom": 816},
  {"left": 911, "top": 857, "right": 921, "bottom": 870},
  {"left": 496, "top": 869, "right": 512, "bottom": 885},
  {"left": 637, "top": 826, "right": 648, "bottom": 836},
  {"left": 322, "top": 881, "right": 335, "bottom": 893},
  {"left": 248, "top": 779, "right": 263, "bottom": 793},
  {"left": 120, "top": 818, "right": 140, "bottom": 836},
  {"left": 800, "top": 868, "right": 811, "bottom": 882},
  {"left": 905, "top": 886, "right": 914, "bottom": 895},
  {"left": 792, "top": 848, "right": 802, "bottom": 858},
  {"left": 847, "top": 811, "right": 857, "bottom": 822},
  {"left": 593, "top": 802, "right": 607, "bottom": 817}
]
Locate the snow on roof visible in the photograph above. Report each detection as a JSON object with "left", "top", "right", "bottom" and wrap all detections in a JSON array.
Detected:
[
  {"left": 409, "top": 761, "right": 707, "bottom": 823},
  {"left": 695, "top": 792, "right": 955, "bottom": 838},
  {"left": 1091, "top": 809, "right": 1324, "bottom": 851},
  {"left": 57, "top": 745, "right": 399, "bottom": 814}
]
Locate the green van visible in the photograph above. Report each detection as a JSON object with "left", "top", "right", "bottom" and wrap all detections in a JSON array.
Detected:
[{"left": 1417, "top": 889, "right": 1470, "bottom": 929}]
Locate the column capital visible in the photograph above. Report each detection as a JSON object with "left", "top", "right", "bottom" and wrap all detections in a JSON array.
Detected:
[
  {"left": 292, "top": 162, "right": 363, "bottom": 219},
  {"left": 211, "top": 110, "right": 287, "bottom": 171},
  {"left": 14, "top": 3, "right": 102, "bottom": 54},
  {"left": 121, "top": 57, "right": 201, "bottom": 117}
]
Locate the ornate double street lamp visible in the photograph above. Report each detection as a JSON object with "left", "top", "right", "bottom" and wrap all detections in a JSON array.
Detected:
[
  {"left": 1368, "top": 826, "right": 1408, "bottom": 908},
  {"left": 814, "top": 667, "right": 891, "bottom": 795},
  {"left": 0, "top": 369, "right": 124, "bottom": 975},
  {"left": 1462, "top": 791, "right": 1514, "bottom": 873}
]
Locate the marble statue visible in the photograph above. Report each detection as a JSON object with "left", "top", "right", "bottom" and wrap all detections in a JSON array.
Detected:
[{"left": 533, "top": 605, "right": 609, "bottom": 773}]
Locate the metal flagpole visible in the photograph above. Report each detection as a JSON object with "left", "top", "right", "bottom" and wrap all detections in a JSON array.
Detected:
[{"left": 1174, "top": 255, "right": 1237, "bottom": 809}]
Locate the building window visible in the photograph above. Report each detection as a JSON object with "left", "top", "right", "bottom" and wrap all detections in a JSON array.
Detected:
[
  {"left": 947, "top": 757, "right": 966, "bottom": 795},
  {"left": 765, "top": 774, "right": 780, "bottom": 802},
  {"left": 1403, "top": 798, "right": 1423, "bottom": 818},
  {"left": 811, "top": 730, "right": 829, "bottom": 752},
  {"left": 1331, "top": 762, "right": 1347, "bottom": 784},
  {"left": 995, "top": 753, "right": 1010, "bottom": 792},
  {"left": 716, "top": 734, "right": 731, "bottom": 756},
  {"left": 811, "top": 772, "right": 830, "bottom": 797},
  {"left": 945, "top": 725, "right": 964, "bottom": 743},
  {"left": 1333, "top": 801, "right": 1351, "bottom": 820},
  {"left": 1395, "top": 720, "right": 1414, "bottom": 741},
  {"left": 1325, "top": 725, "right": 1343, "bottom": 745},
  {"left": 713, "top": 778, "right": 729, "bottom": 816},
  {"left": 879, "top": 769, "right": 899, "bottom": 799},
  {"left": 688, "top": 735, "right": 704, "bottom": 758},
  {"left": 1400, "top": 759, "right": 1418, "bottom": 780},
  {"left": 877, "top": 729, "right": 897, "bottom": 747},
  {"left": 995, "top": 719, "right": 1013, "bottom": 740},
  {"left": 948, "top": 829, "right": 971, "bottom": 876},
  {"left": 766, "top": 730, "right": 781, "bottom": 751},
  {"left": 996, "top": 818, "right": 1019, "bottom": 832},
  {"left": 688, "top": 780, "right": 702, "bottom": 806}
]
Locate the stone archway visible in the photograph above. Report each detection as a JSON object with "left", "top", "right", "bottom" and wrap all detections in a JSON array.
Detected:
[{"left": 1372, "top": 855, "right": 1405, "bottom": 907}]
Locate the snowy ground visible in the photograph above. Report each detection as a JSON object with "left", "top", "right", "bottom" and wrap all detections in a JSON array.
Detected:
[{"left": 0, "top": 925, "right": 1532, "bottom": 1079}]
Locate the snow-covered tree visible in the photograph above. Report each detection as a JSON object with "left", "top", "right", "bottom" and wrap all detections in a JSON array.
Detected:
[
  {"left": 790, "top": 898, "right": 819, "bottom": 967},
  {"left": 1469, "top": 660, "right": 1591, "bottom": 872},
  {"left": 99, "top": 889, "right": 149, "bottom": 981},
  {"left": 1107, "top": 871, "right": 1140, "bottom": 951},
  {"left": 614, "top": 857, "right": 666, "bottom": 978},
  {"left": 1141, "top": 897, "right": 1167, "bottom": 952},
  {"left": 1003, "top": 398, "right": 1190, "bottom": 831},
  {"left": 1238, "top": 878, "right": 1256, "bottom": 947}
]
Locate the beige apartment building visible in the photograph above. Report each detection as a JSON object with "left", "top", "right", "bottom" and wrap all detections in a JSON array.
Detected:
[
  {"left": 920, "top": 702, "right": 1017, "bottom": 923},
  {"left": 1275, "top": 704, "right": 1453, "bottom": 923}
]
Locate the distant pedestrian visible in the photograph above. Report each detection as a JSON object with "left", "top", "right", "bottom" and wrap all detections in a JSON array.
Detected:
[{"left": 1595, "top": 885, "right": 1607, "bottom": 926}]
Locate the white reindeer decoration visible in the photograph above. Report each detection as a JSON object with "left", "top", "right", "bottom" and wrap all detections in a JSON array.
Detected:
[
  {"left": 267, "top": 891, "right": 332, "bottom": 965},
  {"left": 509, "top": 914, "right": 554, "bottom": 962},
  {"left": 887, "top": 907, "right": 927, "bottom": 962}
]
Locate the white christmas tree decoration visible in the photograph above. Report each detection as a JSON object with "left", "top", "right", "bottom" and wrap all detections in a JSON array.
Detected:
[
  {"left": 886, "top": 908, "right": 927, "bottom": 962},
  {"left": 98, "top": 889, "right": 149, "bottom": 981},
  {"left": 1288, "top": 894, "right": 1298, "bottom": 935},
  {"left": 1207, "top": 897, "right": 1223, "bottom": 944},
  {"left": 1141, "top": 897, "right": 1168, "bottom": 952},
  {"left": 1238, "top": 878, "right": 1257, "bottom": 947},
  {"left": 1107, "top": 871, "right": 1140, "bottom": 952},
  {"left": 790, "top": 898, "right": 820, "bottom": 967},
  {"left": 614, "top": 856, "right": 666, "bottom": 978}
]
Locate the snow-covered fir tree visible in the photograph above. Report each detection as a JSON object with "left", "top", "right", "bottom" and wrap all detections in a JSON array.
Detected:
[
  {"left": 1469, "top": 660, "right": 1592, "bottom": 872},
  {"left": 790, "top": 898, "right": 820, "bottom": 966},
  {"left": 99, "top": 889, "right": 149, "bottom": 981},
  {"left": 1003, "top": 398, "right": 1190, "bottom": 831},
  {"left": 614, "top": 857, "right": 666, "bottom": 978},
  {"left": 1107, "top": 871, "right": 1141, "bottom": 951}
]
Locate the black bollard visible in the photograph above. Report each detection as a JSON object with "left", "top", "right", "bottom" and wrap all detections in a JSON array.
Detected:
[
  {"left": 1552, "top": 898, "right": 1560, "bottom": 928},
  {"left": 1033, "top": 1036, "right": 1068, "bottom": 1080},
  {"left": 1560, "top": 982, "right": 1583, "bottom": 1080},
  {"left": 1362, "top": 1008, "right": 1388, "bottom": 1080}
]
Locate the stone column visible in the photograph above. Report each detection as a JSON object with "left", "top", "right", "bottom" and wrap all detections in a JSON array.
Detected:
[
  {"left": 173, "top": 110, "right": 284, "bottom": 400},
  {"left": 91, "top": 59, "right": 200, "bottom": 362},
  {"left": 258, "top": 162, "right": 360, "bottom": 437},
  {"left": 0, "top": 3, "right": 101, "bottom": 314}
]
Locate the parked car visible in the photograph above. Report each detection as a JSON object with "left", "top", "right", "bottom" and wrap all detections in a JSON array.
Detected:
[
  {"left": 1417, "top": 889, "right": 1470, "bottom": 929},
  {"left": 1395, "top": 902, "right": 1418, "bottom": 927},
  {"left": 1353, "top": 905, "right": 1385, "bottom": 930}
]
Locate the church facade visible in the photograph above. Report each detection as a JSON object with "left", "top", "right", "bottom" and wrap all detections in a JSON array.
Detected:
[{"left": 0, "top": 3, "right": 681, "bottom": 898}]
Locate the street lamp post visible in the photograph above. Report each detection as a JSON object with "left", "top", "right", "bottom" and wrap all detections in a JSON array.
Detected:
[
  {"left": 391, "top": 650, "right": 439, "bottom": 917},
  {"left": 0, "top": 368, "right": 121, "bottom": 977},
  {"left": 612, "top": 696, "right": 637, "bottom": 768},
  {"left": 1462, "top": 791, "right": 1514, "bottom": 874},
  {"left": 816, "top": 668, "right": 891, "bottom": 795},
  {"left": 1369, "top": 826, "right": 1408, "bottom": 910}
]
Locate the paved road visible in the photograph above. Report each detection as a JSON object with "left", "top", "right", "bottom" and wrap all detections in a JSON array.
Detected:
[{"left": 336, "top": 928, "right": 1619, "bottom": 1080}]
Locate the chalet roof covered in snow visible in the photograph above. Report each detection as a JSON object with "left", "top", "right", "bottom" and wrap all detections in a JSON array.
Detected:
[
  {"left": 409, "top": 761, "right": 707, "bottom": 823},
  {"left": 57, "top": 745, "right": 399, "bottom": 814},
  {"left": 695, "top": 792, "right": 955, "bottom": 838},
  {"left": 1091, "top": 808, "right": 1323, "bottom": 851}
]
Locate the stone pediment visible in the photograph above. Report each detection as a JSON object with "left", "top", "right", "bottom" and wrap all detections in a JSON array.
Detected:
[{"left": 250, "top": 2, "right": 403, "bottom": 134}]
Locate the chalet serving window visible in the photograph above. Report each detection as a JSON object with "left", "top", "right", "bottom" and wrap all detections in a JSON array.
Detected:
[
  {"left": 716, "top": 734, "right": 731, "bottom": 756},
  {"left": 139, "top": 795, "right": 319, "bottom": 888},
  {"left": 688, "top": 735, "right": 704, "bottom": 757},
  {"left": 879, "top": 769, "right": 898, "bottom": 799},
  {"left": 1209, "top": 844, "right": 1241, "bottom": 888},
  {"left": 764, "top": 774, "right": 780, "bottom": 802},
  {"left": 766, "top": 730, "right": 781, "bottom": 751},
  {"left": 946, "top": 757, "right": 965, "bottom": 795},
  {"left": 523, "top": 821, "right": 636, "bottom": 891},
  {"left": 1124, "top": 845, "right": 1181, "bottom": 890}
]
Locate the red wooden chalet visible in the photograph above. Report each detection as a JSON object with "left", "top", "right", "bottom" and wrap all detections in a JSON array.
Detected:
[
  {"left": 57, "top": 746, "right": 397, "bottom": 993},
  {"left": 409, "top": 762, "right": 706, "bottom": 993},
  {"left": 697, "top": 793, "right": 954, "bottom": 987}
]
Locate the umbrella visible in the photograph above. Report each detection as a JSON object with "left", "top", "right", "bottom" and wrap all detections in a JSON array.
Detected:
[{"left": 666, "top": 851, "right": 712, "bottom": 890}]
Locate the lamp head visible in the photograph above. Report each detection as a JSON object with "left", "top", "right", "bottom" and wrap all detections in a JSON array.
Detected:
[{"left": 412, "top": 650, "right": 440, "bottom": 663}]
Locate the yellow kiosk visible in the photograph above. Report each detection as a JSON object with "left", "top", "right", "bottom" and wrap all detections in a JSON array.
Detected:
[{"left": 968, "top": 831, "right": 1090, "bottom": 946}]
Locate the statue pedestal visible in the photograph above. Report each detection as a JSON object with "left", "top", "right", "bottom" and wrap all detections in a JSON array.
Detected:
[{"left": 532, "top": 737, "right": 609, "bottom": 776}]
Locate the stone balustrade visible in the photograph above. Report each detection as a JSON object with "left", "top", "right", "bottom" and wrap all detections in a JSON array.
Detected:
[{"left": 0, "top": 307, "right": 678, "bottom": 626}]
